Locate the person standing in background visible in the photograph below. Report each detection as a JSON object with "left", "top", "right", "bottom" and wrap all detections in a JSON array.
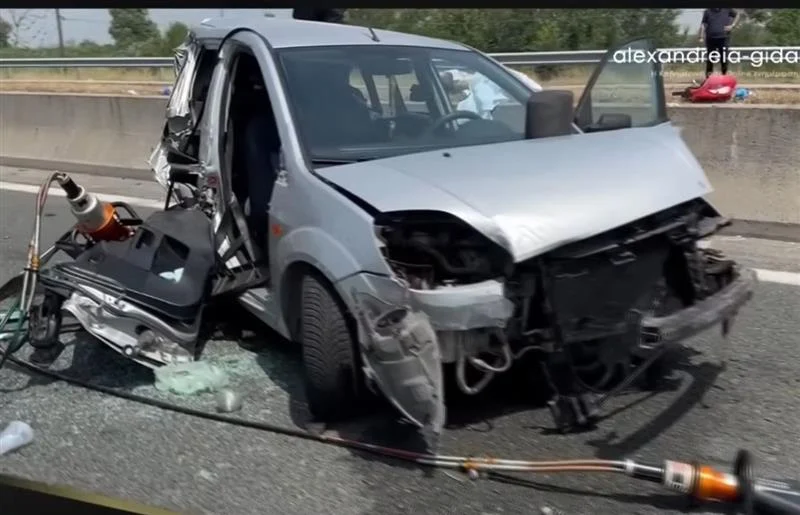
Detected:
[{"left": 698, "top": 8, "right": 739, "bottom": 77}]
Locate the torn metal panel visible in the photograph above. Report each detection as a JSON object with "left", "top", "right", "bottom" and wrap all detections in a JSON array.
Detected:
[
  {"left": 150, "top": 33, "right": 204, "bottom": 188},
  {"left": 166, "top": 36, "right": 201, "bottom": 144},
  {"left": 61, "top": 285, "right": 199, "bottom": 368},
  {"left": 338, "top": 272, "right": 515, "bottom": 431},
  {"left": 173, "top": 37, "right": 191, "bottom": 76},
  {"left": 149, "top": 144, "right": 171, "bottom": 188},
  {"left": 354, "top": 291, "right": 445, "bottom": 435}
]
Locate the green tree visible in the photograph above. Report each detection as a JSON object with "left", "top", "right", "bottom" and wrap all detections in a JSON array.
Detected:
[
  {"left": 346, "top": 9, "right": 428, "bottom": 34},
  {"left": 162, "top": 22, "right": 189, "bottom": 53},
  {"left": 766, "top": 9, "right": 800, "bottom": 46},
  {"left": 730, "top": 22, "right": 769, "bottom": 46},
  {"left": 720, "top": 9, "right": 772, "bottom": 46},
  {"left": 78, "top": 39, "right": 101, "bottom": 49},
  {"left": 345, "top": 8, "right": 685, "bottom": 81},
  {"left": 741, "top": 9, "right": 772, "bottom": 24},
  {"left": 345, "top": 9, "right": 400, "bottom": 28},
  {"left": 616, "top": 9, "right": 683, "bottom": 46},
  {"left": 108, "top": 9, "right": 160, "bottom": 53},
  {"left": 346, "top": 8, "right": 683, "bottom": 51},
  {"left": 0, "top": 17, "right": 10, "bottom": 48}
]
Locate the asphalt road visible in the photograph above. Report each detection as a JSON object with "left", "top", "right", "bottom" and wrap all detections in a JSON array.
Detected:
[{"left": 1, "top": 169, "right": 799, "bottom": 515}]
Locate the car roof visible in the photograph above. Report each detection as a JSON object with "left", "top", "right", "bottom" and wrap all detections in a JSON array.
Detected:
[{"left": 190, "top": 17, "right": 469, "bottom": 52}]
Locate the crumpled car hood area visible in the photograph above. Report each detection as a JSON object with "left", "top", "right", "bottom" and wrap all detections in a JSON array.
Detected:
[{"left": 316, "top": 123, "right": 713, "bottom": 262}]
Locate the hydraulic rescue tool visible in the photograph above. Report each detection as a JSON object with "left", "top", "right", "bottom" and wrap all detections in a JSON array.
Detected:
[
  {"left": 57, "top": 174, "right": 134, "bottom": 242},
  {"left": 3, "top": 171, "right": 140, "bottom": 367},
  {"left": 1, "top": 173, "right": 798, "bottom": 514}
]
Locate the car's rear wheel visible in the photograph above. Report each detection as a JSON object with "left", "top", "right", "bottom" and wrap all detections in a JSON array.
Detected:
[{"left": 298, "top": 273, "right": 361, "bottom": 422}]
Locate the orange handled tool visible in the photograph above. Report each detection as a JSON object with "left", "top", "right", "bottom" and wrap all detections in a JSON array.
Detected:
[{"left": 57, "top": 176, "right": 133, "bottom": 242}]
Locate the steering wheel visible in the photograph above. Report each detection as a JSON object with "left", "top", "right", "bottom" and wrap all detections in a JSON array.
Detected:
[{"left": 421, "top": 110, "right": 484, "bottom": 138}]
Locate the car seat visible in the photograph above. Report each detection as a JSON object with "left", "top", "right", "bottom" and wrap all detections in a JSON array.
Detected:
[
  {"left": 291, "top": 62, "right": 377, "bottom": 148},
  {"left": 229, "top": 61, "right": 281, "bottom": 249},
  {"left": 240, "top": 109, "right": 280, "bottom": 248}
]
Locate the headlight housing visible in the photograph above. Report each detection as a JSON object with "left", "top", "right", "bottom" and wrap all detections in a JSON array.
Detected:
[{"left": 373, "top": 210, "right": 513, "bottom": 289}]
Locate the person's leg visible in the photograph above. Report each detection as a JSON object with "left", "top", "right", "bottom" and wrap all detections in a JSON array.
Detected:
[
  {"left": 708, "top": 38, "right": 728, "bottom": 74},
  {"left": 705, "top": 39, "right": 715, "bottom": 77},
  {"left": 720, "top": 36, "right": 730, "bottom": 75}
]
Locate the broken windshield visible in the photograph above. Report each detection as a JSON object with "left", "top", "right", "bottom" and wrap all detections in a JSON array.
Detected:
[{"left": 276, "top": 45, "right": 534, "bottom": 163}]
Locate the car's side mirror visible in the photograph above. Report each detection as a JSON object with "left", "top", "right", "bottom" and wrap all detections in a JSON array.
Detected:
[
  {"left": 524, "top": 90, "right": 574, "bottom": 139},
  {"left": 584, "top": 113, "right": 633, "bottom": 133}
]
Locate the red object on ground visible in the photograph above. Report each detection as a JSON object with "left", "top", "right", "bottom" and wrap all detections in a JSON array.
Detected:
[{"left": 683, "top": 74, "right": 738, "bottom": 103}]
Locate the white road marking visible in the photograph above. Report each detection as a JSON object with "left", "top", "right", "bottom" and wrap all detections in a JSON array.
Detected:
[
  {"left": 754, "top": 268, "right": 800, "bottom": 287},
  {"left": 2, "top": 181, "right": 799, "bottom": 286},
  {"left": 0, "top": 181, "right": 163, "bottom": 209}
]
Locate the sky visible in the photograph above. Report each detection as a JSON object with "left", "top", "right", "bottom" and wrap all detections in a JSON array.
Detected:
[{"left": 0, "top": 8, "right": 705, "bottom": 48}]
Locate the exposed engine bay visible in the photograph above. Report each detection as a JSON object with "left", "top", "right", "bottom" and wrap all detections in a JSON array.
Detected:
[
  {"left": 371, "top": 202, "right": 756, "bottom": 431},
  {"left": 16, "top": 171, "right": 756, "bottom": 436}
]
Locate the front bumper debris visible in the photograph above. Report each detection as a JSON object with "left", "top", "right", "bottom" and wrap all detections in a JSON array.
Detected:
[
  {"left": 641, "top": 266, "right": 757, "bottom": 344},
  {"left": 338, "top": 273, "right": 514, "bottom": 332}
]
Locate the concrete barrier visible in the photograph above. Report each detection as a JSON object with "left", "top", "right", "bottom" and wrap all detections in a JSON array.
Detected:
[
  {"left": 669, "top": 104, "right": 799, "bottom": 226},
  {"left": 0, "top": 93, "right": 798, "bottom": 225},
  {"left": 0, "top": 93, "right": 166, "bottom": 178}
]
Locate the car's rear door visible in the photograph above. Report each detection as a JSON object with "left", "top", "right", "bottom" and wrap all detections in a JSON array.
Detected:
[{"left": 574, "top": 37, "right": 668, "bottom": 133}]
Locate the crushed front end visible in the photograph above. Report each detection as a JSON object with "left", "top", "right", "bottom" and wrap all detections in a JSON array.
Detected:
[{"left": 341, "top": 200, "right": 756, "bottom": 435}]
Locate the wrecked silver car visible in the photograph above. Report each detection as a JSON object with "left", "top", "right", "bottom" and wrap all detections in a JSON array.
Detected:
[{"left": 34, "top": 18, "right": 755, "bottom": 437}]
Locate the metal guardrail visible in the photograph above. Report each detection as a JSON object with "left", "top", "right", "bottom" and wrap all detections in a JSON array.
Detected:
[
  {"left": 0, "top": 57, "right": 173, "bottom": 69},
  {"left": 0, "top": 46, "right": 797, "bottom": 69}
]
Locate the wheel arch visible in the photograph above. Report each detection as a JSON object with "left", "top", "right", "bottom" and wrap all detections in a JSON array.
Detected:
[
  {"left": 279, "top": 259, "right": 359, "bottom": 344},
  {"left": 273, "top": 223, "right": 390, "bottom": 342}
]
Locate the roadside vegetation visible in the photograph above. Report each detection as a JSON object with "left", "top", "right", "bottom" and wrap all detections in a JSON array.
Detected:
[{"left": 0, "top": 8, "right": 797, "bottom": 101}]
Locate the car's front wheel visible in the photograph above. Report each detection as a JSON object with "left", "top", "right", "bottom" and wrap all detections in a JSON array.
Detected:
[{"left": 298, "top": 273, "right": 362, "bottom": 422}]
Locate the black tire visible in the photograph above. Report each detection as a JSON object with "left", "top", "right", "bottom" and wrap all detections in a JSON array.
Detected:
[{"left": 298, "top": 273, "right": 361, "bottom": 422}]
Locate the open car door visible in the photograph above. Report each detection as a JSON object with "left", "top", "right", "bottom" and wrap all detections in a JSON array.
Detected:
[
  {"left": 574, "top": 37, "right": 668, "bottom": 133},
  {"left": 152, "top": 33, "right": 268, "bottom": 298}
]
